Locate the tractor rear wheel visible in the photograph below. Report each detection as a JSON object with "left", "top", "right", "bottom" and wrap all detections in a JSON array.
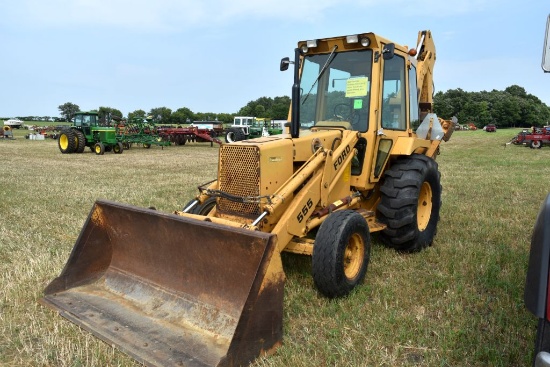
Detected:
[
  {"left": 113, "top": 142, "right": 124, "bottom": 154},
  {"left": 74, "top": 130, "right": 86, "bottom": 153},
  {"left": 94, "top": 142, "right": 105, "bottom": 155},
  {"left": 225, "top": 129, "right": 245, "bottom": 143},
  {"left": 312, "top": 210, "right": 370, "bottom": 298},
  {"left": 58, "top": 129, "right": 76, "bottom": 154},
  {"left": 377, "top": 154, "right": 441, "bottom": 252}
]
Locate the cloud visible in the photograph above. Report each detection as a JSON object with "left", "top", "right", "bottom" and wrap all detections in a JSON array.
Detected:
[
  {"left": 391, "top": 0, "right": 495, "bottom": 17},
  {"left": 4, "top": 0, "right": 498, "bottom": 32},
  {"left": 7, "top": 0, "right": 330, "bottom": 32}
]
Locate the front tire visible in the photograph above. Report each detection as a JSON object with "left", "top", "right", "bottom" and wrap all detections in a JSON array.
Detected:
[
  {"left": 193, "top": 197, "right": 217, "bottom": 215},
  {"left": 377, "top": 154, "right": 442, "bottom": 252},
  {"left": 312, "top": 210, "right": 370, "bottom": 298},
  {"left": 94, "top": 142, "right": 105, "bottom": 155},
  {"left": 182, "top": 197, "right": 217, "bottom": 215}
]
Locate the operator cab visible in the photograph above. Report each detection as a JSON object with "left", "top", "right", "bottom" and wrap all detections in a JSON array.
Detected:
[
  {"left": 297, "top": 38, "right": 417, "bottom": 135},
  {"left": 73, "top": 112, "right": 98, "bottom": 136}
]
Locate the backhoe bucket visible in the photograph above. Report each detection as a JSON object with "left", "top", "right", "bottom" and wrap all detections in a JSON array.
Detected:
[{"left": 41, "top": 199, "right": 285, "bottom": 367}]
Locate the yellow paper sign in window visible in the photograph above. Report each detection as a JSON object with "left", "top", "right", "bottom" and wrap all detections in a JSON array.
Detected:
[{"left": 345, "top": 77, "right": 369, "bottom": 98}]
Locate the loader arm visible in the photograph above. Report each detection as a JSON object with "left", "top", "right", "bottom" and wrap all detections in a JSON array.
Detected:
[
  {"left": 415, "top": 30, "right": 436, "bottom": 114},
  {"left": 266, "top": 130, "right": 360, "bottom": 253}
]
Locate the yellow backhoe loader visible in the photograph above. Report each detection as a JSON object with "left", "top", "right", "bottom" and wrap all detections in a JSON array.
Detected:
[{"left": 42, "top": 30, "right": 453, "bottom": 367}]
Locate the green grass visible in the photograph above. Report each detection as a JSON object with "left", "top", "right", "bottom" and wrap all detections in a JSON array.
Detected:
[{"left": 0, "top": 128, "right": 547, "bottom": 366}]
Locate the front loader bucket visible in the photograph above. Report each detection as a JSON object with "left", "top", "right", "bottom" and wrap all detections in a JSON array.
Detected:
[{"left": 41, "top": 199, "right": 285, "bottom": 367}]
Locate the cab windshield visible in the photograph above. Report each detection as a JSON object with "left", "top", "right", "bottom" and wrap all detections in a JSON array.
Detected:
[{"left": 299, "top": 49, "right": 372, "bottom": 132}]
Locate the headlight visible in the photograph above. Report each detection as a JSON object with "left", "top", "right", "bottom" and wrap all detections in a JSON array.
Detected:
[
  {"left": 360, "top": 37, "right": 370, "bottom": 47},
  {"left": 346, "top": 35, "right": 370, "bottom": 47}
]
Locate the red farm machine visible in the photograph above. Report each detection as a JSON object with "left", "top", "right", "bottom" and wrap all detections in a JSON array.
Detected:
[
  {"left": 157, "top": 125, "right": 222, "bottom": 146},
  {"left": 507, "top": 126, "right": 550, "bottom": 149},
  {"left": 117, "top": 118, "right": 221, "bottom": 148}
]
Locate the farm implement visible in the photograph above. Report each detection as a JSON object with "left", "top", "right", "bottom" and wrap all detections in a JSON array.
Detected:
[
  {"left": 117, "top": 118, "right": 222, "bottom": 148},
  {"left": 116, "top": 118, "right": 170, "bottom": 149},
  {"left": 507, "top": 126, "right": 550, "bottom": 149},
  {"left": 157, "top": 126, "right": 222, "bottom": 146}
]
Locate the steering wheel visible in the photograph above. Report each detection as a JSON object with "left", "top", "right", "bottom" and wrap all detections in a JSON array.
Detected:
[
  {"left": 333, "top": 103, "right": 352, "bottom": 121},
  {"left": 333, "top": 103, "right": 361, "bottom": 129}
]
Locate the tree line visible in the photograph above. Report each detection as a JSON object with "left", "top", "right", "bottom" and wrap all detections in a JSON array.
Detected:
[
  {"left": 434, "top": 85, "right": 550, "bottom": 128},
  {"left": 55, "top": 96, "right": 292, "bottom": 125},
  {"left": 6, "top": 85, "right": 549, "bottom": 129}
]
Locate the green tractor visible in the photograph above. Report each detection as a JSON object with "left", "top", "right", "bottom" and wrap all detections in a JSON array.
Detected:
[
  {"left": 58, "top": 111, "right": 123, "bottom": 155},
  {"left": 224, "top": 116, "right": 286, "bottom": 143}
]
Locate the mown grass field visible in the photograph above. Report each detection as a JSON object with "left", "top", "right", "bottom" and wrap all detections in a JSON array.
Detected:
[{"left": 0, "top": 127, "right": 548, "bottom": 366}]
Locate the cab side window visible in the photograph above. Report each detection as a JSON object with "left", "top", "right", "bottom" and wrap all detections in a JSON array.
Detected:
[
  {"left": 409, "top": 63, "right": 420, "bottom": 129},
  {"left": 381, "top": 54, "right": 406, "bottom": 130},
  {"left": 74, "top": 115, "right": 82, "bottom": 127}
]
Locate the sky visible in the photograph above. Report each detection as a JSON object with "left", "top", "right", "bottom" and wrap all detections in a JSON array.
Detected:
[{"left": 1, "top": 0, "right": 549, "bottom": 119}]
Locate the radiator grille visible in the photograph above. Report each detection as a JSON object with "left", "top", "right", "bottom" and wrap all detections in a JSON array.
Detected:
[{"left": 218, "top": 145, "right": 261, "bottom": 215}]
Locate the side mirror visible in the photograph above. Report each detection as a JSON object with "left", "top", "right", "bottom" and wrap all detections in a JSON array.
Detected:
[
  {"left": 543, "top": 14, "right": 550, "bottom": 72},
  {"left": 280, "top": 57, "right": 291, "bottom": 71},
  {"left": 382, "top": 43, "right": 395, "bottom": 60}
]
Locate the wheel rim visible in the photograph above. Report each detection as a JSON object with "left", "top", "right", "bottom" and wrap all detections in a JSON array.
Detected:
[
  {"left": 417, "top": 181, "right": 433, "bottom": 231},
  {"left": 343, "top": 233, "right": 364, "bottom": 280},
  {"left": 95, "top": 145, "right": 101, "bottom": 154},
  {"left": 227, "top": 132, "right": 234, "bottom": 143},
  {"left": 60, "top": 135, "right": 68, "bottom": 150}
]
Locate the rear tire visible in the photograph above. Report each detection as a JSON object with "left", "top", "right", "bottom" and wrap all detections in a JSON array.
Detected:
[
  {"left": 58, "top": 129, "right": 76, "bottom": 154},
  {"left": 225, "top": 128, "right": 245, "bottom": 143},
  {"left": 312, "top": 210, "right": 370, "bottom": 298},
  {"left": 377, "top": 154, "right": 441, "bottom": 252},
  {"left": 74, "top": 130, "right": 86, "bottom": 153},
  {"left": 113, "top": 142, "right": 124, "bottom": 154}
]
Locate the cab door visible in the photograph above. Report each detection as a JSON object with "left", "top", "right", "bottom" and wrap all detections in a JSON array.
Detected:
[{"left": 371, "top": 49, "right": 409, "bottom": 180}]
